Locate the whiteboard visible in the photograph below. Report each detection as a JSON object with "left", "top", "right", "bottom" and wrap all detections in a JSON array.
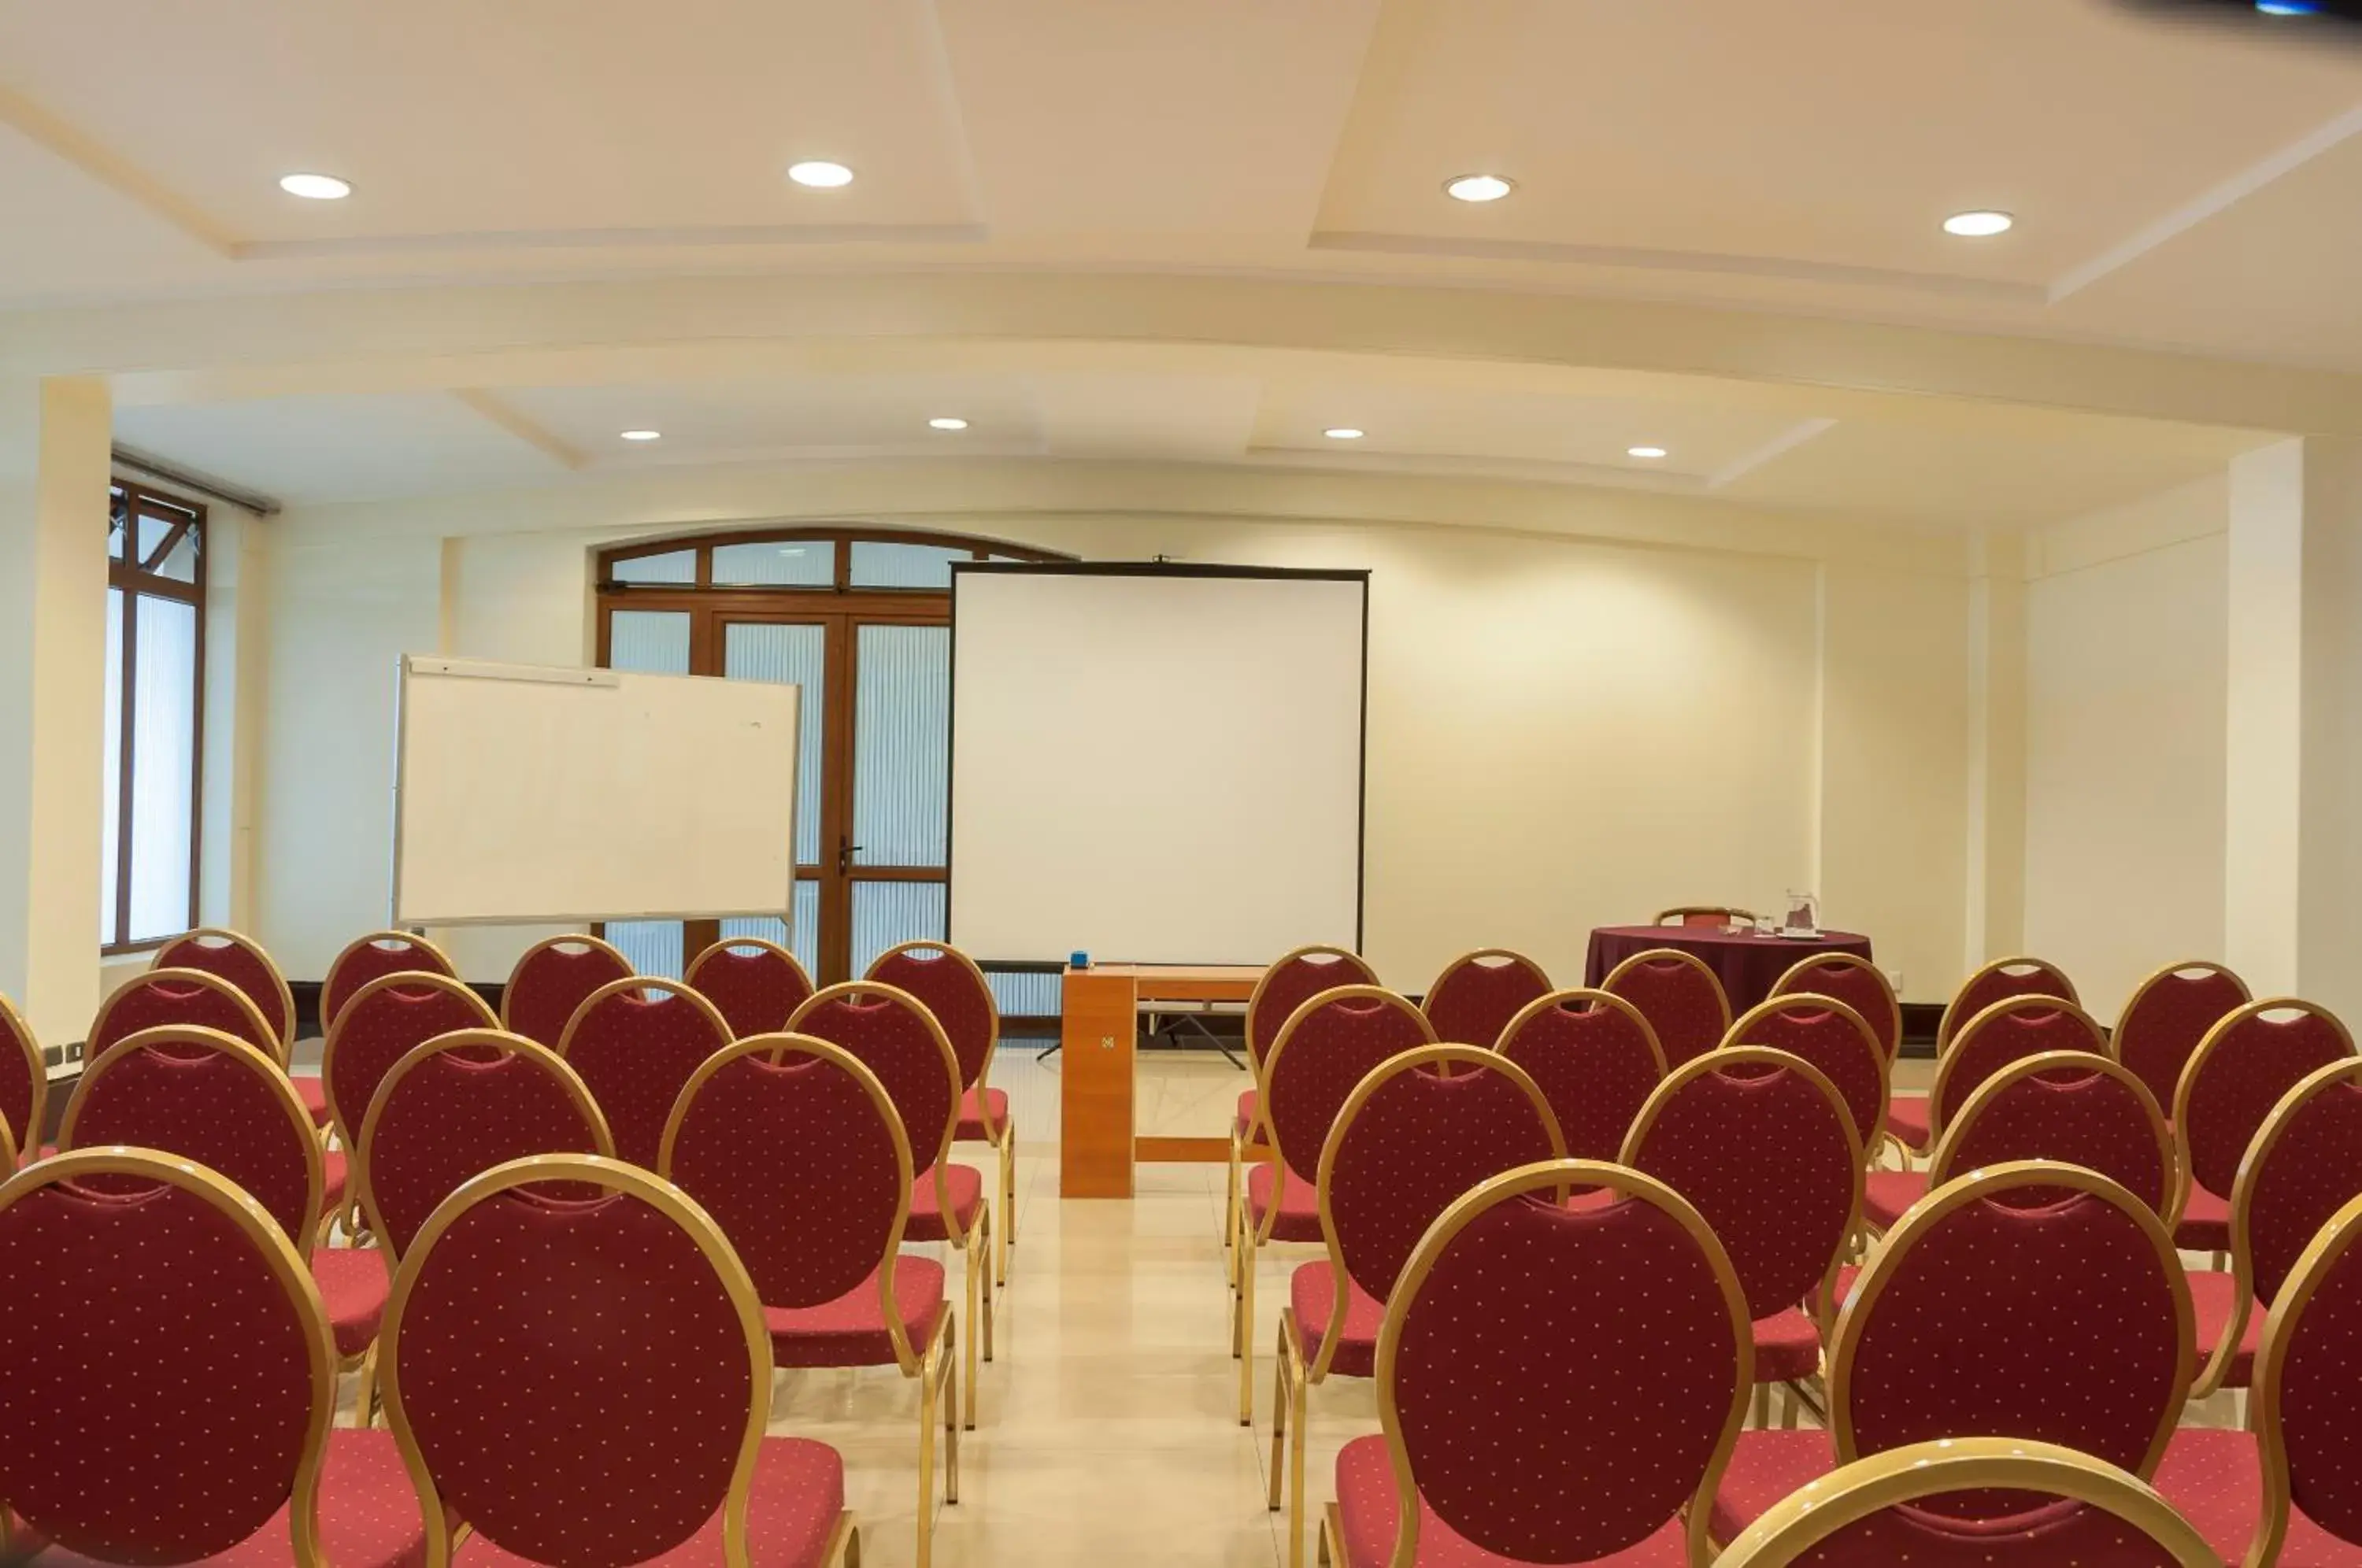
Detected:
[
  {"left": 949, "top": 565, "right": 1365, "bottom": 965},
  {"left": 394, "top": 656, "right": 798, "bottom": 926}
]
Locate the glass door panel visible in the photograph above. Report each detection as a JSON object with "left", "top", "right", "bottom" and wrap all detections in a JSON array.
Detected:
[
  {"left": 602, "top": 610, "right": 694, "bottom": 972},
  {"left": 850, "top": 882, "right": 947, "bottom": 976},
  {"left": 722, "top": 622, "right": 828, "bottom": 868},
  {"left": 851, "top": 625, "right": 948, "bottom": 867}
]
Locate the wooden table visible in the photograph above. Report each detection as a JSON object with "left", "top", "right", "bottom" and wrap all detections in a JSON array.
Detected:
[{"left": 1060, "top": 963, "right": 1262, "bottom": 1198}]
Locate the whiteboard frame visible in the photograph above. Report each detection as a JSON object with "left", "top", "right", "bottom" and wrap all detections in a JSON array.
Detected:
[{"left": 391, "top": 654, "right": 800, "bottom": 927}]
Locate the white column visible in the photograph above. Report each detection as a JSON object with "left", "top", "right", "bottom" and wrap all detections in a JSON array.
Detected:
[
  {"left": 1964, "top": 529, "right": 2027, "bottom": 970},
  {"left": 0, "top": 377, "right": 113, "bottom": 1046}
]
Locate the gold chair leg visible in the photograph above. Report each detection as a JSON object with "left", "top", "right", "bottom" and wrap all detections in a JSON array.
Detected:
[
  {"left": 1267, "top": 1325, "right": 1290, "bottom": 1511},
  {"left": 1287, "top": 1347, "right": 1309, "bottom": 1568},
  {"left": 1237, "top": 1221, "right": 1257, "bottom": 1426},
  {"left": 350, "top": 1344, "right": 378, "bottom": 1428},
  {"left": 940, "top": 1318, "right": 960, "bottom": 1506},
  {"left": 994, "top": 1131, "right": 1013, "bottom": 1287},
  {"left": 916, "top": 1334, "right": 938, "bottom": 1568},
  {"left": 962, "top": 1229, "right": 981, "bottom": 1432},
  {"left": 977, "top": 1211, "right": 994, "bottom": 1365}
]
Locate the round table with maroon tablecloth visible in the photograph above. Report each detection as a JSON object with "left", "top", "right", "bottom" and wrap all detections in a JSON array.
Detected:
[{"left": 1582, "top": 926, "right": 1874, "bottom": 1016}]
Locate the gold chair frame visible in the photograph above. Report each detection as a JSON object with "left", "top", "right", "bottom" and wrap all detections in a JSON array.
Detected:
[
  {"left": 92, "top": 965, "right": 284, "bottom": 1067},
  {"left": 1494, "top": 987, "right": 1667, "bottom": 1072},
  {"left": 2116, "top": 960, "right": 2249, "bottom": 1066},
  {"left": 1712, "top": 1437, "right": 2218, "bottom": 1567},
  {"left": 1768, "top": 952, "right": 1901, "bottom": 1062},
  {"left": 791, "top": 980, "right": 991, "bottom": 1431},
  {"left": 1921, "top": 1050, "right": 2179, "bottom": 1232},
  {"left": 1602, "top": 946, "right": 1734, "bottom": 1058},
  {"left": 320, "top": 971, "right": 499, "bottom": 1156},
  {"left": 1231, "top": 946, "right": 1380, "bottom": 1281},
  {"left": 556, "top": 975, "right": 734, "bottom": 1059},
  {"left": 2169, "top": 997, "right": 2357, "bottom": 1266},
  {"left": 497, "top": 932, "right": 632, "bottom": 1037},
  {"left": 662, "top": 1034, "right": 949, "bottom": 1568},
  {"left": 1416, "top": 949, "right": 1552, "bottom": 1048},
  {"left": 1654, "top": 905, "right": 1762, "bottom": 926},
  {"left": 1317, "top": 1159, "right": 1754, "bottom": 1568},
  {"left": 1235, "top": 984, "right": 1434, "bottom": 1426},
  {"left": 685, "top": 934, "right": 815, "bottom": 1031},
  {"left": 866, "top": 939, "right": 1017, "bottom": 1289},
  {"left": 322, "top": 929, "right": 457, "bottom": 1032},
  {"left": 1720, "top": 993, "right": 1890, "bottom": 1163},
  {"left": 1271, "top": 1045, "right": 1564, "bottom": 1568},
  {"left": 1935, "top": 954, "right": 2079, "bottom": 1052},
  {"left": 377, "top": 1153, "right": 860, "bottom": 1568},
  {"left": 154, "top": 926, "right": 298, "bottom": 1057},
  {"left": 0, "top": 990, "right": 46, "bottom": 1168},
  {"left": 1920, "top": 993, "right": 2109, "bottom": 1153},
  {"left": 2244, "top": 1185, "right": 2362, "bottom": 1568}
]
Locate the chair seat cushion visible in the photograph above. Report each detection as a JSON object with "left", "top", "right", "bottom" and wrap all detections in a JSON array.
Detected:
[
  {"left": 323, "top": 1150, "right": 349, "bottom": 1215},
  {"left": 1710, "top": 1429, "right": 1836, "bottom": 1544},
  {"left": 905, "top": 1163, "right": 986, "bottom": 1244},
  {"left": 765, "top": 1258, "right": 949, "bottom": 1370},
  {"left": 1246, "top": 1161, "right": 1323, "bottom": 1243},
  {"left": 294, "top": 1074, "right": 332, "bottom": 1128},
  {"left": 954, "top": 1085, "right": 1009, "bottom": 1144},
  {"left": 313, "top": 1246, "right": 392, "bottom": 1360},
  {"left": 2184, "top": 1270, "right": 2265, "bottom": 1390},
  {"left": 1334, "top": 1433, "right": 1693, "bottom": 1566},
  {"left": 1288, "top": 1264, "right": 1383, "bottom": 1380},
  {"left": 1234, "top": 1089, "right": 1259, "bottom": 1141},
  {"left": 2175, "top": 1185, "right": 2231, "bottom": 1254},
  {"left": 460, "top": 1436, "right": 846, "bottom": 1568},
  {"left": 34, "top": 1428, "right": 428, "bottom": 1567},
  {"left": 1860, "top": 1170, "right": 1927, "bottom": 1232},
  {"left": 2145, "top": 1426, "right": 2362, "bottom": 1568},
  {"left": 1753, "top": 1307, "right": 1823, "bottom": 1385},
  {"left": 1883, "top": 1095, "right": 1930, "bottom": 1151}
]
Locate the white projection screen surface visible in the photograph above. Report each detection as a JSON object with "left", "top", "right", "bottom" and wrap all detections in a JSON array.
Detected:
[{"left": 948, "top": 565, "right": 1366, "bottom": 964}]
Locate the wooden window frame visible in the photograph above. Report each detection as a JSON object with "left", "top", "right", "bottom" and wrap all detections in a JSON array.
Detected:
[{"left": 102, "top": 480, "right": 207, "bottom": 955}]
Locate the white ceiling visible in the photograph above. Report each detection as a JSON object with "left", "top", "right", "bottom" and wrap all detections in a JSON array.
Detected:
[{"left": 11, "top": 0, "right": 2353, "bottom": 521}]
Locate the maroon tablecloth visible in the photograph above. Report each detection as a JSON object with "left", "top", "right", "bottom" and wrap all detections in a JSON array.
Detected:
[{"left": 1583, "top": 926, "right": 1873, "bottom": 1016}]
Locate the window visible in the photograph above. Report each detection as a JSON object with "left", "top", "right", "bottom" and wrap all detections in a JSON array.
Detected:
[{"left": 102, "top": 482, "right": 205, "bottom": 952}]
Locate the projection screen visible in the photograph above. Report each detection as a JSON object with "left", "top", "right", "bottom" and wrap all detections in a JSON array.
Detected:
[{"left": 948, "top": 564, "right": 1368, "bottom": 966}]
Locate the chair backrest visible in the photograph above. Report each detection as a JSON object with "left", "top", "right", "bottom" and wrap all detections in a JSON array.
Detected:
[
  {"left": 1375, "top": 1161, "right": 1750, "bottom": 1567},
  {"left": 1316, "top": 1047, "right": 1564, "bottom": 1359},
  {"left": 152, "top": 928, "right": 294, "bottom": 1051},
  {"left": 1771, "top": 952, "right": 1901, "bottom": 1062},
  {"left": 89, "top": 967, "right": 283, "bottom": 1066},
  {"left": 1260, "top": 986, "right": 1435, "bottom": 1189},
  {"left": 2175, "top": 997, "right": 2356, "bottom": 1207},
  {"left": 1829, "top": 1163, "right": 2190, "bottom": 1521},
  {"left": 357, "top": 1030, "right": 614, "bottom": 1263},
  {"left": 1418, "top": 949, "right": 1551, "bottom": 1049},
  {"left": 867, "top": 939, "right": 998, "bottom": 1093},
  {"left": 555, "top": 978, "right": 733, "bottom": 1169},
  {"left": 1493, "top": 989, "right": 1665, "bottom": 1164},
  {"left": 1929, "top": 1052, "right": 2175, "bottom": 1222},
  {"left": 381, "top": 1156, "right": 772, "bottom": 1568},
  {"left": 1938, "top": 956, "right": 2079, "bottom": 1051},
  {"left": 1722, "top": 994, "right": 1889, "bottom": 1152},
  {"left": 661, "top": 1035, "right": 923, "bottom": 1371},
  {"left": 685, "top": 935, "right": 815, "bottom": 1039},
  {"left": 0, "top": 992, "right": 44, "bottom": 1165},
  {"left": 2252, "top": 1189, "right": 2362, "bottom": 1562},
  {"left": 2234, "top": 1060, "right": 2362, "bottom": 1311},
  {"left": 61, "top": 1026, "right": 324, "bottom": 1255},
  {"left": 790, "top": 982, "right": 967, "bottom": 1230},
  {"left": 1623, "top": 1047, "right": 1864, "bottom": 1326},
  {"left": 2112, "top": 960, "right": 2249, "bottom": 1114},
  {"left": 0, "top": 1150, "right": 335, "bottom": 1566},
  {"left": 1712, "top": 1438, "right": 2219, "bottom": 1568},
  {"left": 322, "top": 929, "right": 456, "bottom": 1031},
  {"left": 1929, "top": 995, "right": 2109, "bottom": 1139},
  {"left": 1602, "top": 947, "right": 1731, "bottom": 1069},
  {"left": 500, "top": 934, "right": 633, "bottom": 1047},
  {"left": 1246, "top": 945, "right": 1378, "bottom": 1067},
  {"left": 322, "top": 971, "right": 499, "bottom": 1150},
  {"left": 1656, "top": 905, "right": 1758, "bottom": 927}
]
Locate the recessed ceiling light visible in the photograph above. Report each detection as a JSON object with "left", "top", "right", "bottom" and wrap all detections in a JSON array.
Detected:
[
  {"left": 1942, "top": 209, "right": 2014, "bottom": 238},
  {"left": 928, "top": 416, "right": 969, "bottom": 431},
  {"left": 278, "top": 172, "right": 352, "bottom": 200},
  {"left": 1627, "top": 446, "right": 1668, "bottom": 459},
  {"left": 619, "top": 429, "right": 662, "bottom": 442},
  {"left": 1443, "top": 173, "right": 1514, "bottom": 204},
  {"left": 1324, "top": 427, "right": 1366, "bottom": 441},
  {"left": 787, "top": 161, "right": 855, "bottom": 189}
]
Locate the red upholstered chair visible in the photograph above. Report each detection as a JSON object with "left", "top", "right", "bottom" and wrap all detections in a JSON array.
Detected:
[
  {"left": 2114, "top": 960, "right": 2250, "bottom": 1119},
  {"left": 0, "top": 1148, "right": 428, "bottom": 1567},
  {"left": 355, "top": 1028, "right": 613, "bottom": 1264},
  {"left": 791, "top": 980, "right": 990, "bottom": 1429},
  {"left": 499, "top": 933, "right": 632, "bottom": 1048},
  {"left": 1772, "top": 953, "right": 1902, "bottom": 1063},
  {"left": 59, "top": 1024, "right": 392, "bottom": 1424},
  {"left": 321, "top": 971, "right": 499, "bottom": 1156},
  {"left": 1913, "top": 994, "right": 2108, "bottom": 1156},
  {"left": 1320, "top": 1160, "right": 1752, "bottom": 1568},
  {"left": 1657, "top": 904, "right": 1761, "bottom": 928},
  {"left": 154, "top": 927, "right": 297, "bottom": 1053},
  {"left": 687, "top": 934, "right": 816, "bottom": 1038},
  {"left": 322, "top": 929, "right": 457, "bottom": 1033},
  {"left": 1936, "top": 955, "right": 2079, "bottom": 1051},
  {"left": 1418, "top": 949, "right": 1550, "bottom": 1048},
  {"left": 1271, "top": 1045, "right": 1564, "bottom": 1568},
  {"left": 1714, "top": 1438, "right": 2219, "bottom": 1568},
  {"left": 1712, "top": 1162, "right": 2192, "bottom": 1548},
  {"left": 2171, "top": 998, "right": 2354, "bottom": 1259},
  {"left": 1604, "top": 946, "right": 1732, "bottom": 1069},
  {"left": 1722, "top": 995, "right": 1890, "bottom": 1155},
  {"left": 867, "top": 940, "right": 1017, "bottom": 1287},
  {"left": 1232, "top": 945, "right": 1379, "bottom": 1263},
  {"left": 1494, "top": 988, "right": 1666, "bottom": 1164},
  {"left": 1235, "top": 986, "right": 1434, "bottom": 1425},
  {"left": 555, "top": 976, "right": 732, "bottom": 1170},
  {"left": 1623, "top": 1047, "right": 1864, "bottom": 1422},
  {"left": 0, "top": 991, "right": 46, "bottom": 1167},
  {"left": 662, "top": 1034, "right": 956, "bottom": 1568},
  {"left": 379, "top": 1155, "right": 857, "bottom": 1568},
  {"left": 91, "top": 965, "right": 281, "bottom": 1063}
]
